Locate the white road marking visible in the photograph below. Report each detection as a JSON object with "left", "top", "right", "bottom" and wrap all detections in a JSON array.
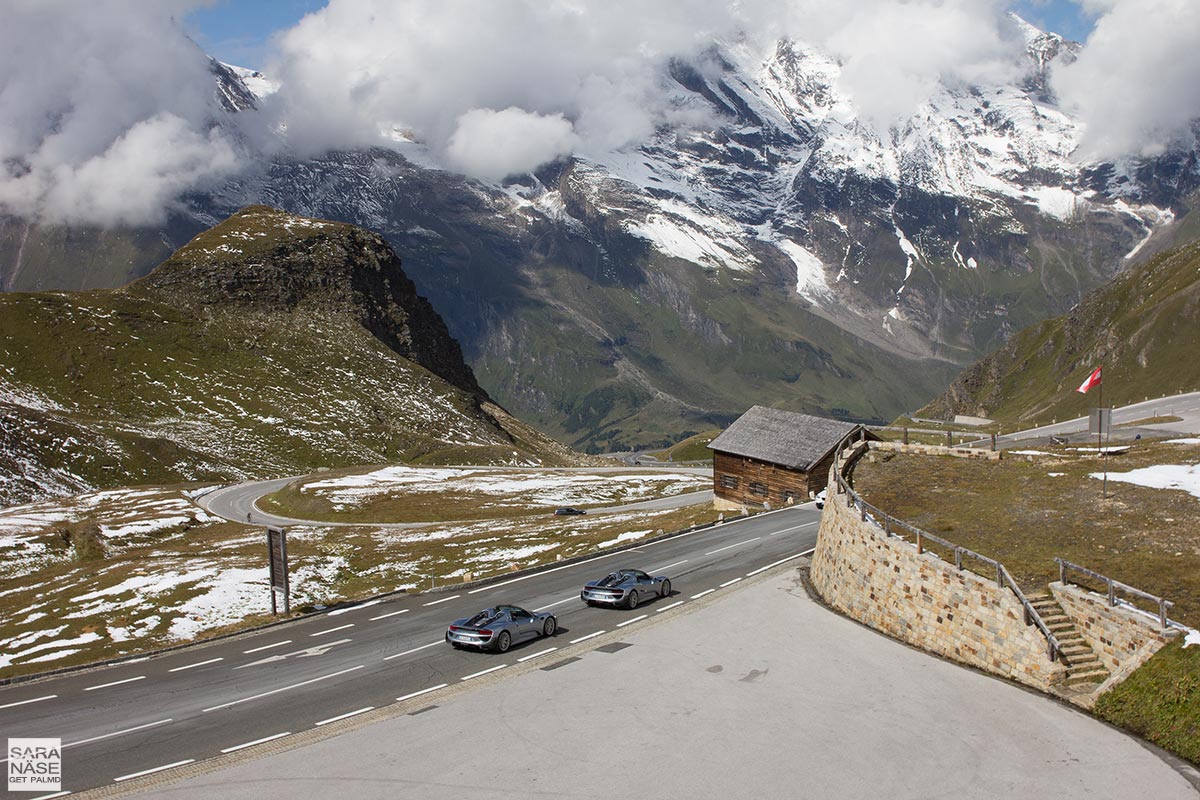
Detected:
[
  {"left": 65, "top": 718, "right": 173, "bottom": 749},
  {"left": 243, "top": 640, "right": 291, "bottom": 654},
  {"left": 168, "top": 657, "right": 223, "bottom": 673},
  {"left": 769, "top": 521, "right": 819, "bottom": 537},
  {"left": 220, "top": 732, "right": 291, "bottom": 753},
  {"left": 657, "top": 601, "right": 684, "bottom": 612},
  {"left": 383, "top": 641, "right": 442, "bottom": 661},
  {"left": 533, "top": 597, "right": 575, "bottom": 611},
  {"left": 310, "top": 623, "right": 354, "bottom": 637},
  {"left": 648, "top": 559, "right": 687, "bottom": 573},
  {"left": 202, "top": 665, "right": 364, "bottom": 713},
  {"left": 705, "top": 537, "right": 760, "bottom": 556},
  {"left": 746, "top": 549, "right": 815, "bottom": 576},
  {"left": 569, "top": 630, "right": 606, "bottom": 644},
  {"left": 719, "top": 578, "right": 743, "bottom": 588},
  {"left": 517, "top": 647, "right": 558, "bottom": 662},
  {"left": 316, "top": 706, "right": 375, "bottom": 726},
  {"left": 84, "top": 675, "right": 145, "bottom": 692},
  {"left": 616, "top": 614, "right": 648, "bottom": 628},
  {"left": 423, "top": 595, "right": 461, "bottom": 606},
  {"left": 691, "top": 589, "right": 714, "bottom": 599},
  {"left": 114, "top": 759, "right": 195, "bottom": 782},
  {"left": 369, "top": 609, "right": 409, "bottom": 621},
  {"left": 397, "top": 684, "right": 448, "bottom": 702},
  {"left": 27, "top": 791, "right": 70, "bottom": 800},
  {"left": 329, "top": 599, "right": 382, "bottom": 616},
  {"left": 462, "top": 664, "right": 507, "bottom": 681},
  {"left": 238, "top": 639, "right": 352, "bottom": 669},
  {"left": 0, "top": 694, "right": 56, "bottom": 710}
]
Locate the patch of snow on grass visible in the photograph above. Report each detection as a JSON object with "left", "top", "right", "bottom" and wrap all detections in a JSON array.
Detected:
[
  {"left": 168, "top": 567, "right": 269, "bottom": 640},
  {"left": 595, "top": 529, "right": 653, "bottom": 549},
  {"left": 99, "top": 515, "right": 192, "bottom": 539},
  {"left": 1166, "top": 438, "right": 1200, "bottom": 445},
  {"left": 1093, "top": 463, "right": 1200, "bottom": 501},
  {"left": 1184, "top": 629, "right": 1200, "bottom": 648}
]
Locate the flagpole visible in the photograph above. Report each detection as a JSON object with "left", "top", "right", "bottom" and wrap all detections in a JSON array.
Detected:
[{"left": 1100, "top": 362, "right": 1107, "bottom": 499}]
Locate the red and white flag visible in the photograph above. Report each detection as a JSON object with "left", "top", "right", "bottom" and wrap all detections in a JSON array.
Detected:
[{"left": 1076, "top": 366, "right": 1102, "bottom": 394}]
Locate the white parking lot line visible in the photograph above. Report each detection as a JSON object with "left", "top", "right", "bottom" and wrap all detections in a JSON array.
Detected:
[
  {"left": 423, "top": 595, "right": 460, "bottom": 606},
  {"left": 310, "top": 624, "right": 354, "bottom": 637},
  {"left": 202, "top": 665, "right": 364, "bottom": 712},
  {"left": 746, "top": 549, "right": 814, "bottom": 576},
  {"left": 369, "top": 609, "right": 409, "bottom": 621},
  {"left": 691, "top": 589, "right": 714, "bottom": 599},
  {"left": 657, "top": 601, "right": 684, "bottom": 612},
  {"left": 65, "top": 719, "right": 173, "bottom": 749},
  {"left": 533, "top": 597, "right": 575, "bottom": 611},
  {"left": 0, "top": 695, "right": 56, "bottom": 710},
  {"left": 569, "top": 630, "right": 606, "bottom": 644},
  {"left": 769, "top": 521, "right": 819, "bottom": 536},
  {"left": 719, "top": 578, "right": 742, "bottom": 588}
]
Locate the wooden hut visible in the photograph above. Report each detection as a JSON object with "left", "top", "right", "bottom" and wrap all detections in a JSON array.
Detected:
[{"left": 708, "top": 406, "right": 874, "bottom": 509}]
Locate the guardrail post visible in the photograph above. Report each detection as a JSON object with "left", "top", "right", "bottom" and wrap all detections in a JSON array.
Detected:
[
  {"left": 955, "top": 548, "right": 962, "bottom": 571},
  {"left": 1058, "top": 558, "right": 1066, "bottom": 586},
  {"left": 1107, "top": 578, "right": 1116, "bottom": 607},
  {"left": 860, "top": 503, "right": 866, "bottom": 522},
  {"left": 884, "top": 518, "right": 892, "bottom": 537},
  {"left": 1024, "top": 605, "right": 1031, "bottom": 625},
  {"left": 1160, "top": 600, "right": 1168, "bottom": 630},
  {"left": 903, "top": 427, "right": 909, "bottom": 445},
  {"left": 996, "top": 564, "right": 1004, "bottom": 588},
  {"left": 991, "top": 433, "right": 996, "bottom": 452},
  {"left": 916, "top": 530, "right": 923, "bottom": 555},
  {"left": 946, "top": 430, "right": 952, "bottom": 446}
]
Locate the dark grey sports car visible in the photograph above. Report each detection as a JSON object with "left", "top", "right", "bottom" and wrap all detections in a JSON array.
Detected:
[
  {"left": 581, "top": 568, "right": 671, "bottom": 609},
  {"left": 445, "top": 604, "right": 557, "bottom": 653}
]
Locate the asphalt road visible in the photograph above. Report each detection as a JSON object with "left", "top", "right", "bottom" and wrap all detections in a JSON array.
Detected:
[
  {"left": 0, "top": 505, "right": 820, "bottom": 797},
  {"left": 977, "top": 391, "right": 1200, "bottom": 449}
]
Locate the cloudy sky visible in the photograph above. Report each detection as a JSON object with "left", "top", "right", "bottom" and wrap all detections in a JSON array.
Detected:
[{"left": 1, "top": 0, "right": 1197, "bottom": 227}]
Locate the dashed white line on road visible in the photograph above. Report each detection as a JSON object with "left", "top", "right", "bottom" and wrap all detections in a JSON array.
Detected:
[
  {"left": 705, "top": 537, "right": 760, "bottom": 555},
  {"left": 569, "top": 630, "right": 606, "bottom": 644},
  {"left": 243, "top": 640, "right": 291, "bottom": 654},
  {"left": 649, "top": 559, "right": 687, "bottom": 573},
  {"left": 517, "top": 647, "right": 558, "bottom": 663},
  {"left": 65, "top": 718, "right": 173, "bottom": 749},
  {"left": 462, "top": 664, "right": 507, "bottom": 681},
  {"left": 202, "top": 665, "right": 365, "bottom": 713},
  {"left": 397, "top": 684, "right": 448, "bottom": 702},
  {"left": 719, "top": 578, "right": 743, "bottom": 588},
  {"left": 329, "top": 599, "right": 382, "bottom": 616},
  {"left": 220, "top": 732, "right": 291, "bottom": 753},
  {"left": 383, "top": 641, "right": 442, "bottom": 661},
  {"left": 369, "top": 609, "right": 409, "bottom": 621},
  {"left": 168, "top": 658, "right": 223, "bottom": 673},
  {"left": 84, "top": 676, "right": 145, "bottom": 692},
  {"left": 533, "top": 597, "right": 575, "bottom": 611},
  {"left": 26, "top": 791, "right": 70, "bottom": 800},
  {"left": 769, "top": 521, "right": 819, "bottom": 536},
  {"left": 114, "top": 759, "right": 195, "bottom": 782},
  {"left": 0, "top": 694, "right": 56, "bottom": 710},
  {"left": 316, "top": 706, "right": 375, "bottom": 726},
  {"left": 423, "top": 595, "right": 461, "bottom": 606},
  {"left": 691, "top": 589, "right": 714, "bottom": 599},
  {"left": 310, "top": 623, "right": 354, "bottom": 637},
  {"left": 617, "top": 614, "right": 648, "bottom": 628},
  {"left": 746, "top": 549, "right": 815, "bottom": 576},
  {"left": 657, "top": 601, "right": 684, "bottom": 612}
]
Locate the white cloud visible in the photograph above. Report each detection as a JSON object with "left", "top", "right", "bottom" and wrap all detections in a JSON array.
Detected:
[
  {"left": 446, "top": 108, "right": 579, "bottom": 182},
  {"left": 1053, "top": 0, "right": 1200, "bottom": 160}
]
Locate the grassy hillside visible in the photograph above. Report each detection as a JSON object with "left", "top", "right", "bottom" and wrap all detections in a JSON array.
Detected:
[
  {"left": 0, "top": 207, "right": 583, "bottom": 506},
  {"left": 918, "top": 241, "right": 1200, "bottom": 426}
]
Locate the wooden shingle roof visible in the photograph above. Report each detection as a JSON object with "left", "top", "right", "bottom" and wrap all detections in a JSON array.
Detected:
[{"left": 707, "top": 406, "right": 864, "bottom": 471}]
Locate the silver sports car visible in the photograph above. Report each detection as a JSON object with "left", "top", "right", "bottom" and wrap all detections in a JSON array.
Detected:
[
  {"left": 581, "top": 568, "right": 671, "bottom": 609},
  {"left": 445, "top": 604, "right": 557, "bottom": 653}
]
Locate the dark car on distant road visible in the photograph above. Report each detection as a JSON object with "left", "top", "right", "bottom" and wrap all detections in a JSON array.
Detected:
[
  {"left": 581, "top": 568, "right": 671, "bottom": 609},
  {"left": 554, "top": 507, "right": 586, "bottom": 516},
  {"left": 446, "top": 605, "right": 557, "bottom": 653}
]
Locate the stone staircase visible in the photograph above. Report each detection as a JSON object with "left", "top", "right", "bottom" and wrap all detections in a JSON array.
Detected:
[{"left": 1028, "top": 593, "right": 1110, "bottom": 688}]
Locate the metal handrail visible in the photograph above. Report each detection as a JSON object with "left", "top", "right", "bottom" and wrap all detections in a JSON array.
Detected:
[
  {"left": 1056, "top": 558, "right": 1177, "bottom": 630},
  {"left": 832, "top": 445, "right": 1063, "bottom": 662}
]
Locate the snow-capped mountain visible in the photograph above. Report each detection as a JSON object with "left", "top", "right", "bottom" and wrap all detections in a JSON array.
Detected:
[{"left": 5, "top": 18, "right": 1197, "bottom": 452}]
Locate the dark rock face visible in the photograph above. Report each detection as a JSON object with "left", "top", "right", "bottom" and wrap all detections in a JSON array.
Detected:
[{"left": 134, "top": 205, "right": 486, "bottom": 400}]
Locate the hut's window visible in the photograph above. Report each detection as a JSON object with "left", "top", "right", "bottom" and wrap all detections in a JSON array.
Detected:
[
  {"left": 720, "top": 474, "right": 739, "bottom": 490},
  {"left": 749, "top": 481, "right": 768, "bottom": 496}
]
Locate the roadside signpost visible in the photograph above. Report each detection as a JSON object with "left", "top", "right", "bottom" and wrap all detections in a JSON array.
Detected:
[{"left": 267, "top": 526, "right": 290, "bottom": 615}]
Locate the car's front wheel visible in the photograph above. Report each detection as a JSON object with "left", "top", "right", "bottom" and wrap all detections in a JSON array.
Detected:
[
  {"left": 626, "top": 590, "right": 639, "bottom": 610},
  {"left": 543, "top": 616, "right": 557, "bottom": 637},
  {"left": 494, "top": 630, "right": 511, "bottom": 653}
]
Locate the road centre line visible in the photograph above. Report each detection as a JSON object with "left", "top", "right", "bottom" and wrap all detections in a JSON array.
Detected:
[
  {"left": 221, "top": 732, "right": 291, "bottom": 753},
  {"left": 705, "top": 537, "right": 760, "bottom": 556},
  {"left": 329, "top": 599, "right": 382, "bottom": 616},
  {"left": 397, "top": 684, "right": 448, "bottom": 702},
  {"left": 168, "top": 657, "right": 223, "bottom": 672},
  {"left": 316, "top": 706, "right": 375, "bottom": 726},
  {"left": 569, "top": 630, "right": 606, "bottom": 644},
  {"left": 202, "top": 665, "right": 364, "bottom": 713},
  {"left": 383, "top": 641, "right": 442, "bottom": 661},
  {"left": 423, "top": 595, "right": 460, "bottom": 606},
  {"left": 657, "top": 601, "right": 684, "bottom": 612},
  {"left": 0, "top": 694, "right": 56, "bottom": 710},
  {"left": 719, "top": 578, "right": 743, "bottom": 588},
  {"left": 517, "top": 647, "right": 558, "bottom": 663},
  {"left": 468, "top": 551, "right": 626, "bottom": 594},
  {"left": 369, "top": 609, "right": 409, "bottom": 621},
  {"left": 533, "top": 597, "right": 576, "bottom": 611},
  {"left": 649, "top": 559, "right": 687, "bottom": 573},
  {"left": 746, "top": 549, "right": 815, "bottom": 576},
  {"left": 243, "top": 640, "right": 291, "bottom": 654},
  {"left": 84, "top": 676, "right": 145, "bottom": 692},
  {"left": 114, "top": 759, "right": 196, "bottom": 782},
  {"left": 691, "top": 589, "right": 714, "bottom": 599},
  {"left": 462, "top": 664, "right": 507, "bottom": 681},
  {"left": 65, "top": 718, "right": 173, "bottom": 749},
  {"left": 616, "top": 614, "right": 648, "bottom": 628},
  {"left": 310, "top": 623, "right": 354, "bottom": 637},
  {"left": 769, "top": 521, "right": 819, "bottom": 537}
]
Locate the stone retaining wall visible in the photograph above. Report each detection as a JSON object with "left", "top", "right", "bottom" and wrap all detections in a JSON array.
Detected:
[
  {"left": 1051, "top": 581, "right": 1178, "bottom": 685},
  {"left": 871, "top": 441, "right": 1001, "bottom": 460},
  {"left": 811, "top": 481, "right": 1067, "bottom": 691}
]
